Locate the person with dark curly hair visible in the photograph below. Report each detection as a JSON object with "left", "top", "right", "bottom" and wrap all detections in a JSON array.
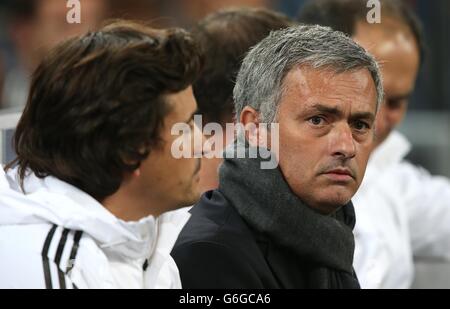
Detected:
[{"left": 0, "top": 20, "right": 203, "bottom": 289}]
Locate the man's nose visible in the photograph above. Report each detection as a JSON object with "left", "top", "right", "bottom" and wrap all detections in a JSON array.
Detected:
[{"left": 330, "top": 123, "right": 356, "bottom": 159}]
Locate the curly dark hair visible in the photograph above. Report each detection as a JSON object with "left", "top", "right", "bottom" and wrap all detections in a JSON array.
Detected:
[
  {"left": 6, "top": 20, "right": 202, "bottom": 201},
  {"left": 192, "top": 7, "right": 294, "bottom": 125}
]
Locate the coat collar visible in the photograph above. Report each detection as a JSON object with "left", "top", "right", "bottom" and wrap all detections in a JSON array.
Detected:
[
  {"left": 369, "top": 131, "right": 411, "bottom": 171},
  {"left": 1, "top": 167, "right": 158, "bottom": 260}
]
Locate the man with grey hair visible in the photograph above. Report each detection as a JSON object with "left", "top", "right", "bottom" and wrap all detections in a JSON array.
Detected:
[
  {"left": 299, "top": 0, "right": 450, "bottom": 289},
  {"left": 171, "top": 25, "right": 382, "bottom": 288}
]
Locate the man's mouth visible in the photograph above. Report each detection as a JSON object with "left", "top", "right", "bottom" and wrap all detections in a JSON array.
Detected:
[{"left": 322, "top": 168, "right": 355, "bottom": 182}]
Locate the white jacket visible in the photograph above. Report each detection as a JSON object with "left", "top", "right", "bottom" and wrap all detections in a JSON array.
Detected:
[
  {"left": 353, "top": 131, "right": 450, "bottom": 289},
  {"left": 0, "top": 167, "right": 187, "bottom": 289}
]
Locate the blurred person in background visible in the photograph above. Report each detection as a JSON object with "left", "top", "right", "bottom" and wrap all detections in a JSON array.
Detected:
[
  {"left": 299, "top": 0, "right": 450, "bottom": 289},
  {"left": 194, "top": 7, "right": 294, "bottom": 192},
  {"left": 1, "top": 0, "right": 107, "bottom": 109},
  {"left": 164, "top": 0, "right": 272, "bottom": 26},
  {"left": 156, "top": 6, "right": 294, "bottom": 271},
  {"left": 108, "top": 0, "right": 165, "bottom": 24},
  {"left": 0, "top": 20, "right": 203, "bottom": 288}
]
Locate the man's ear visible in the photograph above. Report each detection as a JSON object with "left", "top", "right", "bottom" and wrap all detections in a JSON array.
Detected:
[
  {"left": 122, "top": 145, "right": 149, "bottom": 179},
  {"left": 122, "top": 152, "right": 145, "bottom": 180},
  {"left": 240, "top": 106, "right": 261, "bottom": 147},
  {"left": 120, "top": 164, "right": 141, "bottom": 185},
  {"left": 132, "top": 168, "right": 141, "bottom": 178},
  {"left": 240, "top": 106, "right": 260, "bottom": 126},
  {"left": 122, "top": 161, "right": 141, "bottom": 180}
]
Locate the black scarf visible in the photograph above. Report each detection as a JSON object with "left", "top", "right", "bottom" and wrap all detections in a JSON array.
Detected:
[{"left": 218, "top": 138, "right": 360, "bottom": 289}]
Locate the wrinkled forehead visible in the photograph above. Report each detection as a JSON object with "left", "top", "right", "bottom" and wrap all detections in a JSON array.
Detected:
[
  {"left": 279, "top": 66, "right": 378, "bottom": 116},
  {"left": 284, "top": 66, "right": 376, "bottom": 99}
]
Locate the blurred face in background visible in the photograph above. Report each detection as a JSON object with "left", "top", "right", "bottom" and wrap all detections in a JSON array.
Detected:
[
  {"left": 10, "top": 0, "right": 107, "bottom": 70},
  {"left": 353, "top": 17, "right": 420, "bottom": 148}
]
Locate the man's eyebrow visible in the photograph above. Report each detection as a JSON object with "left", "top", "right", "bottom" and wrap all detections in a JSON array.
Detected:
[
  {"left": 349, "top": 112, "right": 376, "bottom": 123},
  {"left": 310, "top": 104, "right": 344, "bottom": 117},
  {"left": 310, "top": 104, "right": 375, "bottom": 122}
]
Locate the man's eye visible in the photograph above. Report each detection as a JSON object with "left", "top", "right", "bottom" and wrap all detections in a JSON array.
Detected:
[
  {"left": 354, "top": 121, "right": 370, "bottom": 131},
  {"left": 308, "top": 116, "right": 325, "bottom": 126}
]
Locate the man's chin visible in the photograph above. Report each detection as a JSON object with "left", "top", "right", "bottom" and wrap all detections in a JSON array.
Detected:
[
  {"left": 314, "top": 191, "right": 354, "bottom": 213},
  {"left": 182, "top": 188, "right": 202, "bottom": 207}
]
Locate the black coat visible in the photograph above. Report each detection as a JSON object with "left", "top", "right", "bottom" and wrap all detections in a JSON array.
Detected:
[{"left": 171, "top": 190, "right": 359, "bottom": 289}]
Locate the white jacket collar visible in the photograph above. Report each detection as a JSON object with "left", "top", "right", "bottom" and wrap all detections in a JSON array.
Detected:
[
  {"left": 0, "top": 167, "right": 158, "bottom": 260},
  {"left": 368, "top": 131, "right": 412, "bottom": 171}
]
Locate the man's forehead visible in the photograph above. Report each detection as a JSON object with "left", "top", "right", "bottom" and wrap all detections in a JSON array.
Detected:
[
  {"left": 163, "top": 87, "right": 197, "bottom": 122},
  {"left": 284, "top": 66, "right": 377, "bottom": 103},
  {"left": 286, "top": 66, "right": 373, "bottom": 89},
  {"left": 285, "top": 69, "right": 377, "bottom": 118}
]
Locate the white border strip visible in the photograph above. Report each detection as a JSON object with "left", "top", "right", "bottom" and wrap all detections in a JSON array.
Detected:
[
  {"left": 0, "top": 111, "right": 21, "bottom": 164},
  {"left": 0, "top": 112, "right": 21, "bottom": 130},
  {"left": 0, "top": 129, "right": 3, "bottom": 164}
]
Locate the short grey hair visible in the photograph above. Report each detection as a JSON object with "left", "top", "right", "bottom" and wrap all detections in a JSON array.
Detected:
[{"left": 233, "top": 24, "right": 383, "bottom": 123}]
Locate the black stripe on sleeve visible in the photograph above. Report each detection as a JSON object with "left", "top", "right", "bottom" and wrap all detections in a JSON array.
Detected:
[
  {"left": 143, "top": 259, "right": 149, "bottom": 271},
  {"left": 55, "top": 228, "right": 70, "bottom": 289},
  {"left": 41, "top": 225, "right": 57, "bottom": 289},
  {"left": 66, "top": 231, "right": 83, "bottom": 275}
]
